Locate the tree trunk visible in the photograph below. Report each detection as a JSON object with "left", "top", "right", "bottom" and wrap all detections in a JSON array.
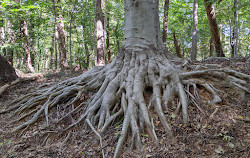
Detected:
[
  {"left": 162, "top": 0, "right": 169, "bottom": 47},
  {"left": 29, "top": 23, "right": 35, "bottom": 68},
  {"left": 57, "top": 14, "right": 68, "bottom": 69},
  {"left": 124, "top": 0, "right": 163, "bottom": 49},
  {"left": 191, "top": 0, "right": 198, "bottom": 60},
  {"left": 173, "top": 32, "right": 181, "bottom": 58},
  {"left": 209, "top": 37, "right": 214, "bottom": 57},
  {"left": 9, "top": 1, "right": 250, "bottom": 158},
  {"left": 231, "top": 0, "right": 239, "bottom": 58},
  {"left": 115, "top": 21, "right": 120, "bottom": 52},
  {"left": 96, "top": 0, "right": 105, "bottom": 66},
  {"left": 0, "top": 54, "right": 17, "bottom": 83},
  {"left": 54, "top": 19, "right": 59, "bottom": 70},
  {"left": 84, "top": 41, "right": 89, "bottom": 69},
  {"left": 69, "top": 15, "right": 73, "bottom": 72},
  {"left": 106, "top": 10, "right": 111, "bottom": 63},
  {"left": 0, "top": 20, "right": 5, "bottom": 54},
  {"left": 204, "top": 0, "right": 225, "bottom": 57},
  {"left": 21, "top": 20, "right": 35, "bottom": 72},
  {"left": 5, "top": 20, "right": 15, "bottom": 65}
]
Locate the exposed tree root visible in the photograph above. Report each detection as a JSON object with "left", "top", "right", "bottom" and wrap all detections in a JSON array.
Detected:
[
  {"left": 1, "top": 47, "right": 249, "bottom": 157},
  {"left": 0, "top": 78, "right": 35, "bottom": 97}
]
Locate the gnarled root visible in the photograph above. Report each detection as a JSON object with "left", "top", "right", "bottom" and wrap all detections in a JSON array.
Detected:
[{"left": 2, "top": 47, "right": 249, "bottom": 158}]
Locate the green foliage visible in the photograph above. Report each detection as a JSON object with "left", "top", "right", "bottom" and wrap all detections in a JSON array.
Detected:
[{"left": 0, "top": 0, "right": 249, "bottom": 72}]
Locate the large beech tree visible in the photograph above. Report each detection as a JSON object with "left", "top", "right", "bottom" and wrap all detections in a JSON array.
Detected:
[{"left": 4, "top": 0, "right": 249, "bottom": 157}]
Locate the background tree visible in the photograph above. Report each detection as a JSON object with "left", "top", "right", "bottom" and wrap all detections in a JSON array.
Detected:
[
  {"left": 204, "top": 0, "right": 224, "bottom": 57},
  {"left": 231, "top": 0, "right": 239, "bottom": 58},
  {"left": 191, "top": 0, "right": 198, "bottom": 60},
  {"left": 96, "top": 0, "right": 105, "bottom": 66},
  {"left": 162, "top": 0, "right": 169, "bottom": 48}
]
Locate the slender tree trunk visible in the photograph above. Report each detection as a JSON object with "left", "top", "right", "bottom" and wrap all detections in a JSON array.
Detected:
[
  {"left": 204, "top": 0, "right": 225, "bottom": 57},
  {"left": 191, "top": 0, "right": 198, "bottom": 60},
  {"left": 182, "top": 46, "right": 185, "bottom": 58},
  {"left": 231, "top": 0, "right": 239, "bottom": 58},
  {"left": 57, "top": 14, "right": 68, "bottom": 69},
  {"left": 84, "top": 42, "right": 89, "bottom": 69},
  {"left": 162, "top": 0, "right": 169, "bottom": 47},
  {"left": 54, "top": 20, "right": 59, "bottom": 70},
  {"left": 173, "top": 32, "right": 181, "bottom": 58},
  {"left": 14, "top": 0, "right": 34, "bottom": 71},
  {"left": 96, "top": 0, "right": 105, "bottom": 66},
  {"left": 209, "top": 37, "right": 214, "bottom": 57},
  {"left": 106, "top": 11, "right": 111, "bottom": 63},
  {"left": 29, "top": 23, "right": 35, "bottom": 68},
  {"left": 37, "top": 39, "right": 40, "bottom": 71},
  {"left": 5, "top": 20, "right": 15, "bottom": 65},
  {"left": 115, "top": 21, "right": 120, "bottom": 52},
  {"left": 69, "top": 16, "right": 73, "bottom": 72},
  {"left": 7, "top": 48, "right": 14, "bottom": 66},
  {"left": 0, "top": 20, "right": 5, "bottom": 54},
  {"left": 21, "top": 20, "right": 35, "bottom": 72},
  {"left": 229, "top": 15, "right": 232, "bottom": 56},
  {"left": 50, "top": 34, "right": 55, "bottom": 70}
]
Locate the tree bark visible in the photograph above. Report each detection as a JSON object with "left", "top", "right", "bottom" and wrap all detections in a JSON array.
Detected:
[
  {"left": 57, "top": 14, "right": 68, "bottom": 69},
  {"left": 231, "top": 0, "right": 239, "bottom": 58},
  {"left": 124, "top": 0, "right": 163, "bottom": 50},
  {"left": 5, "top": 20, "right": 15, "bottom": 65},
  {"left": 191, "top": 0, "right": 198, "bottom": 60},
  {"left": 96, "top": 0, "right": 105, "bottom": 66},
  {"left": 54, "top": 13, "right": 59, "bottom": 70},
  {"left": 0, "top": 20, "right": 5, "bottom": 55},
  {"left": 162, "top": 0, "right": 169, "bottom": 47},
  {"left": 204, "top": 0, "right": 225, "bottom": 57},
  {"left": 21, "top": 20, "right": 35, "bottom": 72},
  {"left": 173, "top": 32, "right": 181, "bottom": 58},
  {"left": 84, "top": 42, "right": 89, "bottom": 69},
  {"left": 106, "top": 10, "right": 111, "bottom": 63},
  {"left": 209, "top": 37, "right": 214, "bottom": 57},
  {"left": 69, "top": 15, "right": 73, "bottom": 71},
  {"left": 29, "top": 22, "right": 35, "bottom": 68}
]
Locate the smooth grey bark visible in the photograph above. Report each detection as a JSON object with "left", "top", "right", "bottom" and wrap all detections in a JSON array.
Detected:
[
  {"left": 123, "top": 0, "right": 163, "bottom": 50},
  {"left": 231, "top": 0, "right": 239, "bottom": 58},
  {"left": 191, "top": 0, "right": 198, "bottom": 60}
]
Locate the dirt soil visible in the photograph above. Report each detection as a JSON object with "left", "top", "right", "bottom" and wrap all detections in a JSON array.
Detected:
[{"left": 0, "top": 59, "right": 249, "bottom": 158}]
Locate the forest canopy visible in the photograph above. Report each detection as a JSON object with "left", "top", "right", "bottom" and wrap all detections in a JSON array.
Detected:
[{"left": 0, "top": 0, "right": 249, "bottom": 72}]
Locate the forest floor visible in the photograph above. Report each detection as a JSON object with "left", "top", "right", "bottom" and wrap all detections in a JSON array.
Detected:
[{"left": 0, "top": 58, "right": 249, "bottom": 158}]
